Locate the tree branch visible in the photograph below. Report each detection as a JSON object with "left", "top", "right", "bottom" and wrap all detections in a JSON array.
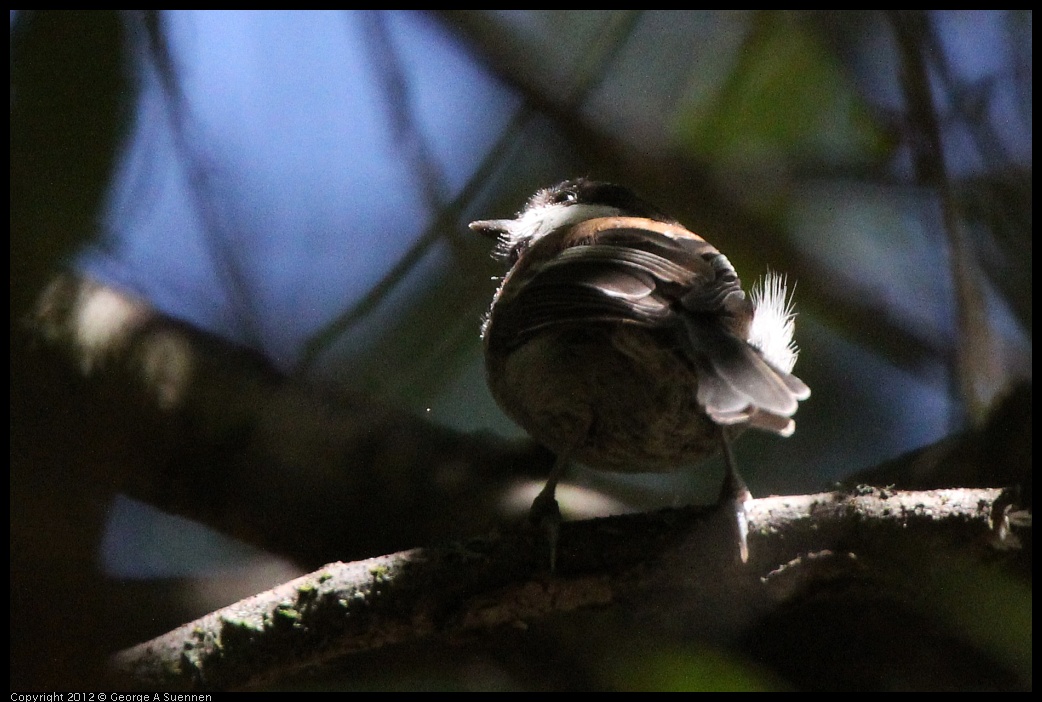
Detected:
[
  {"left": 26, "top": 272, "right": 554, "bottom": 566},
  {"left": 111, "top": 486, "right": 1025, "bottom": 690}
]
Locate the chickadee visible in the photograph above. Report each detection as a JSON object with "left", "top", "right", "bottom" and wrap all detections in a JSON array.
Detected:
[{"left": 471, "top": 178, "right": 810, "bottom": 567}]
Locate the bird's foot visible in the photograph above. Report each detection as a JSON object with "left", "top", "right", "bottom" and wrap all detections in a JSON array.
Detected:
[{"left": 529, "top": 487, "right": 563, "bottom": 572}]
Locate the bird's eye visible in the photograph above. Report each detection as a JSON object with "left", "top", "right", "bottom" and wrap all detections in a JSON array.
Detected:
[{"left": 551, "top": 190, "right": 577, "bottom": 205}]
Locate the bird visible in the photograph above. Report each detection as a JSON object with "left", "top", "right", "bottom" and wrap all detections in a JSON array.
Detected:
[{"left": 471, "top": 178, "right": 810, "bottom": 568}]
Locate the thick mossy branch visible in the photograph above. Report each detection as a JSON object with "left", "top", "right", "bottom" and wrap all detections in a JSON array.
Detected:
[{"left": 112, "top": 486, "right": 1025, "bottom": 690}]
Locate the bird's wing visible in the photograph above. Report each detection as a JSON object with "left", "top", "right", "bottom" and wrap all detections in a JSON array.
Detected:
[
  {"left": 485, "top": 219, "right": 718, "bottom": 342},
  {"left": 485, "top": 218, "right": 809, "bottom": 434}
]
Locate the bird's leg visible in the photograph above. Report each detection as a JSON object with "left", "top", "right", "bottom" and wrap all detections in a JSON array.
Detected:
[
  {"left": 717, "top": 425, "right": 752, "bottom": 564},
  {"left": 530, "top": 451, "right": 569, "bottom": 572}
]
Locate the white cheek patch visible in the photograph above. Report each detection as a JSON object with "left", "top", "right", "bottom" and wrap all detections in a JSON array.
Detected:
[{"left": 500, "top": 203, "right": 622, "bottom": 250}]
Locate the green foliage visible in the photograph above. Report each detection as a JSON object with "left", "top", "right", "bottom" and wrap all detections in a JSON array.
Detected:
[{"left": 673, "top": 13, "right": 889, "bottom": 174}]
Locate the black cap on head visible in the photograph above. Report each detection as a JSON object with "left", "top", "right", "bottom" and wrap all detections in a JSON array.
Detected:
[{"left": 529, "top": 178, "right": 678, "bottom": 224}]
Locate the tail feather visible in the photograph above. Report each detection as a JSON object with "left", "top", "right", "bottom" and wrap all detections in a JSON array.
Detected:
[{"left": 683, "top": 317, "right": 808, "bottom": 437}]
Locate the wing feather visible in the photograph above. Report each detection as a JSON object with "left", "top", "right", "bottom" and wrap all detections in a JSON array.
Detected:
[{"left": 486, "top": 218, "right": 809, "bottom": 435}]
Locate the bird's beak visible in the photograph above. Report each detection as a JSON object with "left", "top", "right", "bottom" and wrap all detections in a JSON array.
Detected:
[{"left": 469, "top": 219, "right": 512, "bottom": 238}]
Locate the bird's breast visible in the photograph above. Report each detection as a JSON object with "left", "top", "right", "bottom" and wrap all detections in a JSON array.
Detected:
[{"left": 485, "top": 325, "right": 722, "bottom": 472}]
